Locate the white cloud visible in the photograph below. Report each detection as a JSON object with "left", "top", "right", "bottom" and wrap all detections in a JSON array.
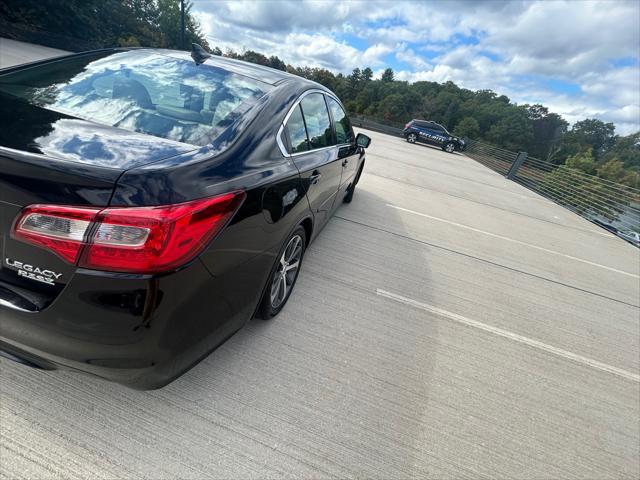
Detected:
[
  {"left": 194, "top": 11, "right": 390, "bottom": 71},
  {"left": 362, "top": 43, "right": 394, "bottom": 65},
  {"left": 192, "top": 0, "right": 640, "bottom": 134},
  {"left": 395, "top": 46, "right": 431, "bottom": 70},
  {"left": 486, "top": 1, "right": 639, "bottom": 67},
  {"left": 196, "top": 0, "right": 352, "bottom": 32}
]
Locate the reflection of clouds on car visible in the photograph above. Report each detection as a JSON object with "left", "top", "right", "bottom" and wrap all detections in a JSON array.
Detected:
[
  {"left": 32, "top": 118, "right": 190, "bottom": 167},
  {"left": 21, "top": 51, "right": 273, "bottom": 147}
]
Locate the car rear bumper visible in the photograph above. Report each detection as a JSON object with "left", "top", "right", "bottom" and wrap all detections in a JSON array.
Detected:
[{"left": 0, "top": 254, "right": 271, "bottom": 389}]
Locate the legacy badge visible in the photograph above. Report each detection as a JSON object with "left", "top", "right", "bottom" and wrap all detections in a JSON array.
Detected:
[{"left": 4, "top": 258, "right": 62, "bottom": 285}]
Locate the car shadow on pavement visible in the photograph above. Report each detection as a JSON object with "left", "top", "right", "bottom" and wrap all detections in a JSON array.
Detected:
[{"left": 167, "top": 184, "right": 440, "bottom": 476}]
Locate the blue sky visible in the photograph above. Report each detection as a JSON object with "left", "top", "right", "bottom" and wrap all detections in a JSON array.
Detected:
[{"left": 192, "top": 0, "right": 640, "bottom": 134}]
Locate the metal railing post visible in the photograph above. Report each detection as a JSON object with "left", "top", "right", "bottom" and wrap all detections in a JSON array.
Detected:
[{"left": 506, "top": 152, "right": 527, "bottom": 179}]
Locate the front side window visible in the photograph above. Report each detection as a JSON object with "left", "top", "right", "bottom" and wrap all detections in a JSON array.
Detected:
[
  {"left": 326, "top": 97, "right": 354, "bottom": 144},
  {"left": 300, "top": 93, "right": 333, "bottom": 149},
  {"left": 0, "top": 51, "right": 273, "bottom": 146},
  {"left": 285, "top": 105, "right": 309, "bottom": 153}
]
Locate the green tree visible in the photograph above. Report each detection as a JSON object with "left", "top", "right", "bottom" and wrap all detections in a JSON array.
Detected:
[
  {"left": 597, "top": 158, "right": 640, "bottom": 188},
  {"left": 560, "top": 118, "right": 616, "bottom": 160},
  {"left": 377, "top": 94, "right": 407, "bottom": 123},
  {"left": 239, "top": 50, "right": 270, "bottom": 66},
  {"left": 603, "top": 132, "right": 640, "bottom": 172},
  {"left": 565, "top": 147, "right": 598, "bottom": 174},
  {"left": 0, "top": 0, "right": 209, "bottom": 50},
  {"left": 381, "top": 68, "right": 394, "bottom": 82},
  {"left": 156, "top": 0, "right": 209, "bottom": 49},
  {"left": 525, "top": 104, "right": 568, "bottom": 162},
  {"left": 268, "top": 55, "right": 287, "bottom": 71},
  {"left": 453, "top": 117, "right": 480, "bottom": 139},
  {"left": 486, "top": 108, "right": 533, "bottom": 151}
]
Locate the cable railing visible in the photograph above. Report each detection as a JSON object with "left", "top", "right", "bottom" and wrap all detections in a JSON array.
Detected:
[
  {"left": 463, "top": 139, "right": 518, "bottom": 176},
  {"left": 516, "top": 164, "right": 639, "bottom": 209},
  {"left": 464, "top": 138, "right": 640, "bottom": 240},
  {"left": 349, "top": 114, "right": 404, "bottom": 137},
  {"left": 513, "top": 176, "right": 639, "bottom": 233}
]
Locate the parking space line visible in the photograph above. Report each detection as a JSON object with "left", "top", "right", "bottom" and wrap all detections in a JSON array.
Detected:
[
  {"left": 387, "top": 204, "right": 639, "bottom": 278},
  {"left": 377, "top": 288, "right": 640, "bottom": 383},
  {"left": 365, "top": 171, "right": 612, "bottom": 238}
]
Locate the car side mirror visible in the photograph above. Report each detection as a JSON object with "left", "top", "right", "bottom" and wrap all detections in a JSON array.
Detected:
[{"left": 355, "top": 133, "right": 371, "bottom": 148}]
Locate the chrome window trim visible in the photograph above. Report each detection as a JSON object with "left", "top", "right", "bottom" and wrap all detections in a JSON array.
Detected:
[
  {"left": 289, "top": 142, "right": 352, "bottom": 158},
  {"left": 276, "top": 89, "right": 351, "bottom": 157},
  {"left": 276, "top": 123, "right": 288, "bottom": 156}
]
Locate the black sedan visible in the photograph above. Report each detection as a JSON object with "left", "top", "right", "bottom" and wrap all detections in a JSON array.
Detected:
[{"left": 0, "top": 46, "right": 370, "bottom": 389}]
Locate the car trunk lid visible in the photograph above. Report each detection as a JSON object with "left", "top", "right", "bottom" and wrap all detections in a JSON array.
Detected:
[{"left": 0, "top": 96, "right": 196, "bottom": 309}]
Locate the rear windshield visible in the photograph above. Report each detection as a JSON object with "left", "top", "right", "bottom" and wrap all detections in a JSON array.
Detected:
[{"left": 0, "top": 50, "right": 273, "bottom": 146}]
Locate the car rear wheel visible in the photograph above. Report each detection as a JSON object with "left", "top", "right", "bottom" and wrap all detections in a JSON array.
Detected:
[
  {"left": 407, "top": 133, "right": 417, "bottom": 143},
  {"left": 444, "top": 142, "right": 456, "bottom": 153},
  {"left": 258, "top": 226, "right": 306, "bottom": 319}
]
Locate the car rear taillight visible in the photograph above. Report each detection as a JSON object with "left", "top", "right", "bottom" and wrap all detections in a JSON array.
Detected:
[
  {"left": 12, "top": 205, "right": 101, "bottom": 264},
  {"left": 404, "top": 121, "right": 412, "bottom": 129},
  {"left": 11, "top": 191, "right": 246, "bottom": 274}
]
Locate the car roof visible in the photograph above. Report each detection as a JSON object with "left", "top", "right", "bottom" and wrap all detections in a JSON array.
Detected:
[
  {"left": 3, "top": 46, "right": 332, "bottom": 98},
  {"left": 142, "top": 48, "right": 298, "bottom": 85},
  {"left": 142, "top": 49, "right": 334, "bottom": 101},
  {"left": 99, "top": 47, "right": 321, "bottom": 90},
  {"left": 414, "top": 119, "right": 444, "bottom": 127}
]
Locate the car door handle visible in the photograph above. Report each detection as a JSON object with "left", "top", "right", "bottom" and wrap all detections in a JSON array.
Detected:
[
  {"left": 342, "top": 159, "right": 348, "bottom": 168},
  {"left": 310, "top": 171, "right": 322, "bottom": 184}
]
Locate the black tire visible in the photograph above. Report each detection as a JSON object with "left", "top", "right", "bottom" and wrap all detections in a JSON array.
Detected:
[
  {"left": 257, "top": 226, "right": 306, "bottom": 319},
  {"left": 443, "top": 142, "right": 456, "bottom": 153},
  {"left": 406, "top": 132, "right": 417, "bottom": 143},
  {"left": 343, "top": 163, "right": 364, "bottom": 204}
]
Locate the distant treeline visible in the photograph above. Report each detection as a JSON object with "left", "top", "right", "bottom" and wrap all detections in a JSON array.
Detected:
[
  {"left": 222, "top": 48, "right": 639, "bottom": 188},
  {"left": 0, "top": 0, "right": 209, "bottom": 52},
  {"left": 2, "top": 0, "right": 638, "bottom": 188}
]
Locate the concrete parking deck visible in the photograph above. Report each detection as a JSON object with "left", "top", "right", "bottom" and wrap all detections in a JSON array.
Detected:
[{"left": 1, "top": 128, "right": 638, "bottom": 479}]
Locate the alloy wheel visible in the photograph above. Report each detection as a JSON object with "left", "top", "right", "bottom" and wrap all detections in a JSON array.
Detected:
[
  {"left": 445, "top": 143, "right": 455, "bottom": 153},
  {"left": 270, "top": 234, "right": 303, "bottom": 309},
  {"left": 407, "top": 133, "right": 417, "bottom": 143}
]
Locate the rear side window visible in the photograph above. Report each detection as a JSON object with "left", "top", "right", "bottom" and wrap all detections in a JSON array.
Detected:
[
  {"left": 300, "top": 93, "right": 333, "bottom": 149},
  {"left": 0, "top": 50, "right": 273, "bottom": 146},
  {"left": 326, "top": 97, "right": 354, "bottom": 144},
  {"left": 285, "top": 105, "right": 309, "bottom": 153}
]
